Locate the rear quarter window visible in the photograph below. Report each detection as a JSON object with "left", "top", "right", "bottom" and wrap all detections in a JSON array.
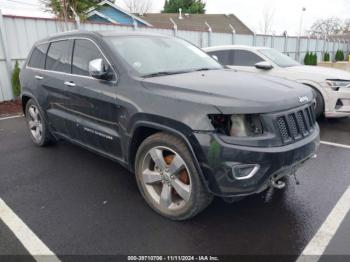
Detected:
[{"left": 27, "top": 43, "right": 49, "bottom": 69}]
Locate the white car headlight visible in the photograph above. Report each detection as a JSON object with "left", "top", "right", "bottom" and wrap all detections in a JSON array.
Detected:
[{"left": 325, "top": 79, "right": 350, "bottom": 91}]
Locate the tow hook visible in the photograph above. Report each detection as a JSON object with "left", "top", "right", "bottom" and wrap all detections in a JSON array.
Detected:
[{"left": 271, "top": 178, "right": 286, "bottom": 189}]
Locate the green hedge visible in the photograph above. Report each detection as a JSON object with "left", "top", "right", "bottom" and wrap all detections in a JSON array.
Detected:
[
  {"left": 323, "top": 52, "right": 330, "bottom": 62},
  {"left": 11, "top": 60, "right": 21, "bottom": 98},
  {"left": 304, "top": 52, "right": 317, "bottom": 66},
  {"left": 335, "top": 50, "right": 345, "bottom": 61}
]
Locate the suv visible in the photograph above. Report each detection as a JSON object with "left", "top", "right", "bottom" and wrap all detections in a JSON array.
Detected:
[
  {"left": 204, "top": 45, "right": 350, "bottom": 119},
  {"left": 20, "top": 31, "right": 319, "bottom": 220}
]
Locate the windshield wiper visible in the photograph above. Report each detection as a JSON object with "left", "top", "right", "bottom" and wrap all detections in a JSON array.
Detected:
[
  {"left": 142, "top": 68, "right": 219, "bottom": 78},
  {"left": 192, "top": 67, "right": 211, "bottom": 71},
  {"left": 191, "top": 67, "right": 217, "bottom": 72},
  {"left": 142, "top": 71, "right": 187, "bottom": 78}
]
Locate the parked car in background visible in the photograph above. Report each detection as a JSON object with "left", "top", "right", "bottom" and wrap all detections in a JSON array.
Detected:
[
  {"left": 20, "top": 31, "right": 319, "bottom": 220},
  {"left": 204, "top": 45, "right": 350, "bottom": 119}
]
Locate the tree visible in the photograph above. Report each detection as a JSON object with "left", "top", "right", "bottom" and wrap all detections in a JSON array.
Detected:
[
  {"left": 309, "top": 17, "right": 343, "bottom": 37},
  {"left": 304, "top": 52, "right": 310, "bottom": 65},
  {"left": 259, "top": 8, "right": 274, "bottom": 45},
  {"left": 40, "top": 0, "right": 100, "bottom": 21},
  {"left": 162, "top": 0, "right": 205, "bottom": 14},
  {"left": 11, "top": 61, "right": 21, "bottom": 98},
  {"left": 335, "top": 50, "right": 345, "bottom": 61},
  {"left": 323, "top": 52, "right": 330, "bottom": 62},
  {"left": 259, "top": 8, "right": 274, "bottom": 35},
  {"left": 122, "top": 0, "right": 153, "bottom": 14},
  {"left": 343, "top": 18, "right": 350, "bottom": 33}
]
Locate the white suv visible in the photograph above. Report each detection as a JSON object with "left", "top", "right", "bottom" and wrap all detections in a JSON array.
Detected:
[{"left": 204, "top": 45, "right": 350, "bottom": 118}]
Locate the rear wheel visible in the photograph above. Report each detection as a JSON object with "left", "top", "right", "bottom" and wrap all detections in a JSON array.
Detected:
[
  {"left": 25, "top": 99, "right": 52, "bottom": 146},
  {"left": 135, "top": 132, "right": 213, "bottom": 220}
]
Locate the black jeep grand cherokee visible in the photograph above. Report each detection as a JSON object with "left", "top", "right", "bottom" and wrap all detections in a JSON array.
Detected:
[{"left": 20, "top": 31, "right": 319, "bottom": 220}]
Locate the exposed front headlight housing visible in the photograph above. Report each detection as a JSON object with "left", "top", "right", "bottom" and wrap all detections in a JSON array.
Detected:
[
  {"left": 209, "top": 114, "right": 263, "bottom": 137},
  {"left": 325, "top": 79, "right": 350, "bottom": 91}
]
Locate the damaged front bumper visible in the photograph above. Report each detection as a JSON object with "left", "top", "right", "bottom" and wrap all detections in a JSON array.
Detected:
[{"left": 194, "top": 125, "right": 320, "bottom": 197}]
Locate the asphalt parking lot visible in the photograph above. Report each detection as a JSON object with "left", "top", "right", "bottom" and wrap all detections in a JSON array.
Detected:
[{"left": 0, "top": 116, "right": 349, "bottom": 261}]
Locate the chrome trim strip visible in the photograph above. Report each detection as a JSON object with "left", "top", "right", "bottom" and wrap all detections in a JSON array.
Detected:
[
  {"left": 232, "top": 164, "right": 260, "bottom": 180},
  {"left": 26, "top": 37, "right": 118, "bottom": 82}
]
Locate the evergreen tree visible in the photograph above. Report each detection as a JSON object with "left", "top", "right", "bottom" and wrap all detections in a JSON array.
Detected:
[
  {"left": 304, "top": 52, "right": 310, "bottom": 65},
  {"left": 163, "top": 0, "right": 206, "bottom": 14},
  {"left": 323, "top": 52, "right": 330, "bottom": 62},
  {"left": 313, "top": 53, "right": 318, "bottom": 65},
  {"left": 335, "top": 50, "right": 344, "bottom": 61},
  {"left": 11, "top": 61, "right": 21, "bottom": 98}
]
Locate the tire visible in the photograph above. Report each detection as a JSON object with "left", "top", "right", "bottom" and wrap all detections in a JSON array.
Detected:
[
  {"left": 25, "top": 99, "right": 53, "bottom": 146},
  {"left": 135, "top": 132, "right": 213, "bottom": 220},
  {"left": 312, "top": 88, "right": 325, "bottom": 119}
]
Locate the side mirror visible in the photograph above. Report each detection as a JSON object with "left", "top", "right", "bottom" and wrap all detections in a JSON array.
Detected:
[
  {"left": 255, "top": 61, "right": 273, "bottom": 70},
  {"left": 89, "top": 58, "right": 108, "bottom": 79},
  {"left": 212, "top": 55, "right": 219, "bottom": 61}
]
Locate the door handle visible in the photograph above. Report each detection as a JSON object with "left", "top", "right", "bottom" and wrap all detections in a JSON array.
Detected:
[
  {"left": 64, "top": 81, "right": 76, "bottom": 87},
  {"left": 35, "top": 75, "right": 43, "bottom": 80}
]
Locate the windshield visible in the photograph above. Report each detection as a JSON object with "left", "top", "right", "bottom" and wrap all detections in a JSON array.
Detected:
[
  {"left": 105, "top": 36, "right": 222, "bottom": 77},
  {"left": 259, "top": 48, "right": 300, "bottom": 68}
]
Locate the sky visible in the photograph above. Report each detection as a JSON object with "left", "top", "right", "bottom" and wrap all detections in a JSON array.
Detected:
[{"left": 1, "top": 0, "right": 349, "bottom": 36}]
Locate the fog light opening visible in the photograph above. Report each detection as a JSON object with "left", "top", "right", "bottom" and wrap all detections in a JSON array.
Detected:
[
  {"left": 335, "top": 99, "right": 343, "bottom": 110},
  {"left": 232, "top": 164, "right": 260, "bottom": 180}
]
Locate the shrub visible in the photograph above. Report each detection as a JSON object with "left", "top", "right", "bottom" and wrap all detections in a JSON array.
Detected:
[
  {"left": 304, "top": 52, "right": 310, "bottom": 65},
  {"left": 335, "top": 49, "right": 345, "bottom": 61},
  {"left": 11, "top": 60, "right": 21, "bottom": 98},
  {"left": 304, "top": 52, "right": 317, "bottom": 65},
  {"left": 341, "top": 50, "right": 345, "bottom": 60},
  {"left": 312, "top": 53, "right": 318, "bottom": 65},
  {"left": 323, "top": 52, "right": 330, "bottom": 62}
]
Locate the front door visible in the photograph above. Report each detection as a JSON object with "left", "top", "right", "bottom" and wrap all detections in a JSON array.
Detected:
[{"left": 63, "top": 38, "right": 122, "bottom": 158}]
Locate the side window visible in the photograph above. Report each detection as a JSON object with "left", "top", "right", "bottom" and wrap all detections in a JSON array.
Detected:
[
  {"left": 232, "top": 50, "right": 264, "bottom": 66},
  {"left": 28, "top": 43, "right": 49, "bottom": 69},
  {"left": 72, "top": 39, "right": 105, "bottom": 76},
  {"left": 45, "top": 40, "right": 71, "bottom": 73},
  {"left": 208, "top": 50, "right": 233, "bottom": 65}
]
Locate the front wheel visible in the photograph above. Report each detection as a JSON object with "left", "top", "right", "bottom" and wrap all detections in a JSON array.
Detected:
[
  {"left": 135, "top": 133, "right": 213, "bottom": 220},
  {"left": 313, "top": 88, "right": 325, "bottom": 119}
]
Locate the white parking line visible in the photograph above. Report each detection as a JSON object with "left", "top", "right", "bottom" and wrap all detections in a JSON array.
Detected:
[
  {"left": 320, "top": 141, "right": 350, "bottom": 150},
  {"left": 0, "top": 114, "right": 23, "bottom": 121},
  {"left": 297, "top": 186, "right": 350, "bottom": 261},
  {"left": 0, "top": 198, "right": 60, "bottom": 262}
]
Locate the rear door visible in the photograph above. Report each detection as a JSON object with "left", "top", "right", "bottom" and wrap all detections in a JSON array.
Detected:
[
  {"left": 63, "top": 38, "right": 122, "bottom": 158},
  {"left": 33, "top": 40, "right": 72, "bottom": 136}
]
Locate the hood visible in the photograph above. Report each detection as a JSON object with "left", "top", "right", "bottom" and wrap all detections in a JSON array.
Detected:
[
  {"left": 286, "top": 65, "right": 350, "bottom": 83},
  {"left": 141, "top": 69, "right": 314, "bottom": 114}
]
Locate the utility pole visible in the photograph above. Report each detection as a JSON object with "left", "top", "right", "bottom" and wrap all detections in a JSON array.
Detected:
[{"left": 299, "top": 7, "right": 306, "bottom": 37}]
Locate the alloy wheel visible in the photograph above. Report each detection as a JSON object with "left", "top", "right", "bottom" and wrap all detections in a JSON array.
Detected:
[
  {"left": 141, "top": 146, "right": 192, "bottom": 211},
  {"left": 27, "top": 105, "right": 43, "bottom": 142}
]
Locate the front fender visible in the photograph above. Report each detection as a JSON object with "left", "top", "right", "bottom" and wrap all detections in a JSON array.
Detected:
[{"left": 126, "top": 113, "right": 213, "bottom": 194}]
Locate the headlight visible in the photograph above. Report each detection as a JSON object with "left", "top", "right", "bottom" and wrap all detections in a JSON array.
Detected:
[
  {"left": 208, "top": 114, "right": 263, "bottom": 137},
  {"left": 325, "top": 79, "right": 350, "bottom": 91}
]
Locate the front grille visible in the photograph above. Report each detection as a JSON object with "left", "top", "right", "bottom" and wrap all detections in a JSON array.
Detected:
[{"left": 276, "top": 105, "right": 316, "bottom": 144}]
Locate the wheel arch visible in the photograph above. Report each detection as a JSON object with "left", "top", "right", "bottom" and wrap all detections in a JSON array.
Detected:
[
  {"left": 21, "top": 92, "right": 33, "bottom": 115},
  {"left": 127, "top": 115, "right": 211, "bottom": 193},
  {"left": 301, "top": 82, "right": 326, "bottom": 114}
]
